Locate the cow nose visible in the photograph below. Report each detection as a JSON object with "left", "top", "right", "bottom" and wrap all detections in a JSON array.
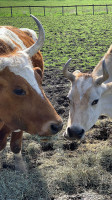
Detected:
[
  {"left": 50, "top": 122, "right": 63, "bottom": 135},
  {"left": 67, "top": 126, "right": 85, "bottom": 139}
]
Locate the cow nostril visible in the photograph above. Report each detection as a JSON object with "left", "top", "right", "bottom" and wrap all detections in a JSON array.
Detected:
[
  {"left": 51, "top": 123, "right": 63, "bottom": 135},
  {"left": 81, "top": 129, "right": 84, "bottom": 134},
  {"left": 79, "top": 129, "right": 85, "bottom": 138},
  {"left": 67, "top": 127, "right": 73, "bottom": 137},
  {"left": 67, "top": 127, "right": 85, "bottom": 139},
  {"left": 51, "top": 124, "right": 58, "bottom": 134}
]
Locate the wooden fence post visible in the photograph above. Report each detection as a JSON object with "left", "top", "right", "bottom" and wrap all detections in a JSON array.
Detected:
[
  {"left": 76, "top": 5, "right": 77, "bottom": 15},
  {"left": 93, "top": 4, "right": 94, "bottom": 15},
  {"left": 106, "top": 5, "right": 108, "bottom": 14},
  {"left": 44, "top": 6, "right": 45, "bottom": 16},
  {"left": 11, "top": 6, "right": 12, "bottom": 17},
  {"left": 62, "top": 6, "right": 64, "bottom": 16},
  {"left": 29, "top": 6, "right": 31, "bottom": 15}
]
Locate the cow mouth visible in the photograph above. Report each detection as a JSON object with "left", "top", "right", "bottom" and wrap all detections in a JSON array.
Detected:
[
  {"left": 37, "top": 136, "right": 52, "bottom": 142},
  {"left": 63, "top": 131, "right": 85, "bottom": 141},
  {"left": 36, "top": 134, "right": 58, "bottom": 143},
  {"left": 63, "top": 132, "right": 77, "bottom": 141}
]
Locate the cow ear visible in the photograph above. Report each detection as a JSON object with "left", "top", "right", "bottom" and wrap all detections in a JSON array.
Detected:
[
  {"left": 34, "top": 67, "right": 43, "bottom": 79},
  {"left": 73, "top": 70, "right": 80, "bottom": 75},
  {"left": 102, "top": 82, "right": 112, "bottom": 95}
]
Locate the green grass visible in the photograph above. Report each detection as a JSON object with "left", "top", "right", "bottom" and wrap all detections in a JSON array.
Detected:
[
  {"left": 1, "top": 0, "right": 112, "bottom": 6},
  {"left": 0, "top": 0, "right": 112, "bottom": 17},
  {"left": 1, "top": 14, "right": 112, "bottom": 72}
]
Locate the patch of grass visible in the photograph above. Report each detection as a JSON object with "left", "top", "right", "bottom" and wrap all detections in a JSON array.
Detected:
[
  {"left": 0, "top": 122, "right": 112, "bottom": 199},
  {"left": 100, "top": 147, "right": 112, "bottom": 173},
  {"left": 1, "top": 14, "right": 112, "bottom": 73},
  {"left": 27, "top": 142, "right": 41, "bottom": 156},
  {"left": 39, "top": 150, "right": 112, "bottom": 196},
  {"left": 0, "top": 170, "right": 51, "bottom": 200},
  {"left": 1, "top": 0, "right": 112, "bottom": 6},
  {"left": 0, "top": 0, "right": 112, "bottom": 17}
]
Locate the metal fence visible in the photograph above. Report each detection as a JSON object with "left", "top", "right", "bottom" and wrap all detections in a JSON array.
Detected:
[{"left": 0, "top": 4, "right": 112, "bottom": 17}]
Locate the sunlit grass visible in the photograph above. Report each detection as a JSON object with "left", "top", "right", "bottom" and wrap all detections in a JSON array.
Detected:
[
  {"left": 1, "top": 0, "right": 112, "bottom": 6},
  {"left": 1, "top": 14, "right": 112, "bottom": 72}
]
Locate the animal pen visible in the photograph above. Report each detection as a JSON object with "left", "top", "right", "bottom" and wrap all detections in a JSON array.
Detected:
[{"left": 0, "top": 4, "right": 112, "bottom": 17}]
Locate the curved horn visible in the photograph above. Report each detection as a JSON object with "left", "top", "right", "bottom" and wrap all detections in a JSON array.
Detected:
[
  {"left": 24, "top": 15, "right": 45, "bottom": 57},
  {"left": 95, "top": 59, "right": 109, "bottom": 85},
  {"left": 63, "top": 58, "right": 75, "bottom": 82}
]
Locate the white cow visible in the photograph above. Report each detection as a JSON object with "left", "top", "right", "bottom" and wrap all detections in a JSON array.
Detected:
[{"left": 63, "top": 45, "right": 112, "bottom": 140}]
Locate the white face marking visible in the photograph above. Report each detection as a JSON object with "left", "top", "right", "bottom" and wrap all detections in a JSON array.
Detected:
[
  {"left": 77, "top": 77, "right": 93, "bottom": 100},
  {"left": 0, "top": 52, "right": 43, "bottom": 98}
]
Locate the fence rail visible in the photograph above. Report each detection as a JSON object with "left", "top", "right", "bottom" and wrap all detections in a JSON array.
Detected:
[{"left": 0, "top": 4, "right": 112, "bottom": 17}]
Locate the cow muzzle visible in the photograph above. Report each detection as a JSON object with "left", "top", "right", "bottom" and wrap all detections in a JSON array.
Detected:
[
  {"left": 64, "top": 126, "right": 85, "bottom": 140},
  {"left": 39, "top": 120, "right": 63, "bottom": 137},
  {"left": 50, "top": 122, "right": 63, "bottom": 135},
  {"left": 37, "top": 121, "right": 63, "bottom": 142}
]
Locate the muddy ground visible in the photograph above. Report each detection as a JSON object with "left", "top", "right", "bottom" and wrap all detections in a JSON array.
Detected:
[{"left": 43, "top": 67, "right": 69, "bottom": 117}]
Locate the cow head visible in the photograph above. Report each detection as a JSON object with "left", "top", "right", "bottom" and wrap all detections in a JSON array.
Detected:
[
  {"left": 63, "top": 58, "right": 112, "bottom": 140},
  {"left": 0, "top": 15, "right": 63, "bottom": 137}
]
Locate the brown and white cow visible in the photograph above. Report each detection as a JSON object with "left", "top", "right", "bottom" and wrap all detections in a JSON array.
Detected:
[
  {"left": 0, "top": 15, "right": 63, "bottom": 171},
  {"left": 63, "top": 46, "right": 112, "bottom": 141}
]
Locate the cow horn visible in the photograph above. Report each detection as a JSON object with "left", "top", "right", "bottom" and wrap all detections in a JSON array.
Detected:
[
  {"left": 63, "top": 58, "right": 75, "bottom": 82},
  {"left": 24, "top": 15, "right": 45, "bottom": 57},
  {"left": 95, "top": 59, "right": 109, "bottom": 85}
]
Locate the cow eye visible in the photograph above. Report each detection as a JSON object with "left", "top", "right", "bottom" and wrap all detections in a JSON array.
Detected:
[
  {"left": 91, "top": 99, "right": 99, "bottom": 106},
  {"left": 13, "top": 88, "right": 26, "bottom": 96}
]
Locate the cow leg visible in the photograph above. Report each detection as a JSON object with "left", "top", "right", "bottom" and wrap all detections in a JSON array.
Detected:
[
  {"left": 0, "top": 151, "right": 3, "bottom": 169},
  {"left": 0, "top": 123, "right": 11, "bottom": 151},
  {"left": 10, "top": 131, "right": 23, "bottom": 154},
  {"left": 10, "top": 131, "right": 27, "bottom": 173},
  {"left": 0, "top": 123, "right": 11, "bottom": 169}
]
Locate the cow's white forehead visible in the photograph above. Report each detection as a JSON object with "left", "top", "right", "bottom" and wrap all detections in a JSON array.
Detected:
[
  {"left": 0, "top": 52, "right": 43, "bottom": 97},
  {"left": 76, "top": 76, "right": 93, "bottom": 100}
]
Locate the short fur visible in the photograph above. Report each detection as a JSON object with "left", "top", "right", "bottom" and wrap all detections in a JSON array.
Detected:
[{"left": 64, "top": 45, "right": 112, "bottom": 140}]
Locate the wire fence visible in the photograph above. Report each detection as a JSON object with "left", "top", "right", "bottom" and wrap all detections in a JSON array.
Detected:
[{"left": 0, "top": 4, "right": 112, "bottom": 17}]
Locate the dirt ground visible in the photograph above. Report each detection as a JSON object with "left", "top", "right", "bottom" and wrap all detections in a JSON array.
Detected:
[{"left": 43, "top": 67, "right": 70, "bottom": 118}]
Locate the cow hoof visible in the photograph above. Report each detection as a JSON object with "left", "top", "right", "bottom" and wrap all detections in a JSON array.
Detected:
[
  {"left": 0, "top": 151, "right": 3, "bottom": 169},
  {"left": 15, "top": 161, "right": 27, "bottom": 173},
  {"left": 14, "top": 152, "right": 27, "bottom": 173}
]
